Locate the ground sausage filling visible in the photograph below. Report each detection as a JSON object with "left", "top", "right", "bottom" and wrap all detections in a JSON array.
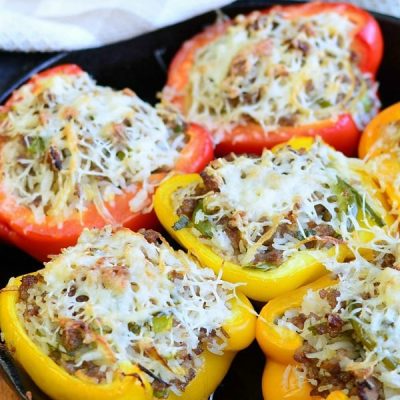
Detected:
[
  {"left": 278, "top": 228, "right": 400, "bottom": 399},
  {"left": 16, "top": 227, "right": 236, "bottom": 398},
  {"left": 163, "top": 10, "right": 380, "bottom": 141},
  {"left": 172, "top": 140, "right": 384, "bottom": 270},
  {"left": 0, "top": 70, "right": 188, "bottom": 225}
]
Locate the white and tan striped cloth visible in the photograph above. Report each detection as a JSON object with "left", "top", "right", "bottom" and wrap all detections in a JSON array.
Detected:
[{"left": 0, "top": 0, "right": 398, "bottom": 52}]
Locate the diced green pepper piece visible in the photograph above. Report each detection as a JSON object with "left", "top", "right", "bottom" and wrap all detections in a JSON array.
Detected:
[
  {"left": 153, "top": 314, "right": 173, "bottom": 333},
  {"left": 192, "top": 200, "right": 213, "bottom": 238},
  {"left": 27, "top": 136, "right": 45, "bottom": 156},
  {"left": 243, "top": 263, "right": 274, "bottom": 272},
  {"left": 316, "top": 99, "right": 332, "bottom": 108},
  {"left": 173, "top": 123, "right": 184, "bottom": 133},
  {"left": 194, "top": 220, "right": 213, "bottom": 238},
  {"left": 128, "top": 322, "right": 140, "bottom": 335},
  {"left": 333, "top": 177, "right": 384, "bottom": 227},
  {"left": 349, "top": 302, "right": 396, "bottom": 370},
  {"left": 153, "top": 389, "right": 169, "bottom": 399},
  {"left": 363, "top": 97, "right": 374, "bottom": 113},
  {"left": 294, "top": 229, "right": 316, "bottom": 241}
]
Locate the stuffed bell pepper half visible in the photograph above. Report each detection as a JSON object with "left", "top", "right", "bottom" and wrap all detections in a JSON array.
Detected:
[
  {"left": 154, "top": 137, "right": 391, "bottom": 302},
  {"left": 0, "top": 226, "right": 256, "bottom": 400},
  {"left": 0, "top": 64, "right": 213, "bottom": 261},
  {"left": 256, "top": 224, "right": 400, "bottom": 400},
  {"left": 359, "top": 103, "right": 400, "bottom": 215},
  {"left": 162, "top": 2, "right": 383, "bottom": 156}
]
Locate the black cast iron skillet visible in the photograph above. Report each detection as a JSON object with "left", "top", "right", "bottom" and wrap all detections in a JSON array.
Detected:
[{"left": 0, "top": 1, "right": 399, "bottom": 399}]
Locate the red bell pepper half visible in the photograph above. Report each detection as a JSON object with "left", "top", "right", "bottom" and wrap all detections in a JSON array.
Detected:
[
  {"left": 165, "top": 2, "right": 383, "bottom": 156},
  {"left": 0, "top": 64, "right": 213, "bottom": 261}
]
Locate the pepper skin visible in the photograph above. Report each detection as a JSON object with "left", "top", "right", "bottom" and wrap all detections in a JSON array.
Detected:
[
  {"left": 153, "top": 137, "right": 391, "bottom": 302},
  {"left": 256, "top": 275, "right": 349, "bottom": 400},
  {"left": 0, "top": 272, "right": 256, "bottom": 400},
  {"left": 165, "top": 2, "right": 383, "bottom": 157},
  {"left": 359, "top": 103, "right": 400, "bottom": 212},
  {"left": 0, "top": 65, "right": 214, "bottom": 261}
]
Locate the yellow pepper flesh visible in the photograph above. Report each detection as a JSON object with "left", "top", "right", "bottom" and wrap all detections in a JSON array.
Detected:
[
  {"left": 154, "top": 137, "right": 390, "bottom": 302},
  {"left": 256, "top": 276, "right": 350, "bottom": 400},
  {"left": 0, "top": 273, "right": 256, "bottom": 400},
  {"left": 154, "top": 171, "right": 328, "bottom": 302},
  {"left": 262, "top": 361, "right": 347, "bottom": 400}
]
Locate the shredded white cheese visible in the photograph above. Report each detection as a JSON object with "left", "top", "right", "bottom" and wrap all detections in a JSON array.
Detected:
[
  {"left": 16, "top": 227, "right": 237, "bottom": 396},
  {"left": 279, "top": 220, "right": 400, "bottom": 399},
  {"left": 0, "top": 71, "right": 185, "bottom": 225},
  {"left": 163, "top": 11, "right": 380, "bottom": 142},
  {"left": 173, "top": 139, "right": 385, "bottom": 266}
]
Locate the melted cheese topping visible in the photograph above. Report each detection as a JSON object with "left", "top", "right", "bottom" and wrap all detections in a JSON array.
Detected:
[
  {"left": 173, "top": 140, "right": 385, "bottom": 266},
  {"left": 0, "top": 71, "right": 185, "bottom": 225},
  {"left": 16, "top": 227, "right": 236, "bottom": 396},
  {"left": 279, "top": 224, "right": 400, "bottom": 399},
  {"left": 164, "top": 11, "right": 380, "bottom": 142}
]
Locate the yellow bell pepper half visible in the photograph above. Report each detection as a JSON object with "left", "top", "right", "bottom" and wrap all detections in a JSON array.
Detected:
[
  {"left": 256, "top": 275, "right": 349, "bottom": 400},
  {"left": 359, "top": 102, "right": 400, "bottom": 212},
  {"left": 154, "top": 137, "right": 391, "bottom": 302},
  {"left": 0, "top": 272, "right": 256, "bottom": 400}
]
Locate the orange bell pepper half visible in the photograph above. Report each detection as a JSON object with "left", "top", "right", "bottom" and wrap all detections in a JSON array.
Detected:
[{"left": 359, "top": 103, "right": 400, "bottom": 213}]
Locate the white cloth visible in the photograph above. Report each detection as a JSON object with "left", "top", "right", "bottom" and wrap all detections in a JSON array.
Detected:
[
  {"left": 0, "top": 0, "right": 232, "bottom": 52},
  {"left": 0, "top": 0, "right": 398, "bottom": 53}
]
